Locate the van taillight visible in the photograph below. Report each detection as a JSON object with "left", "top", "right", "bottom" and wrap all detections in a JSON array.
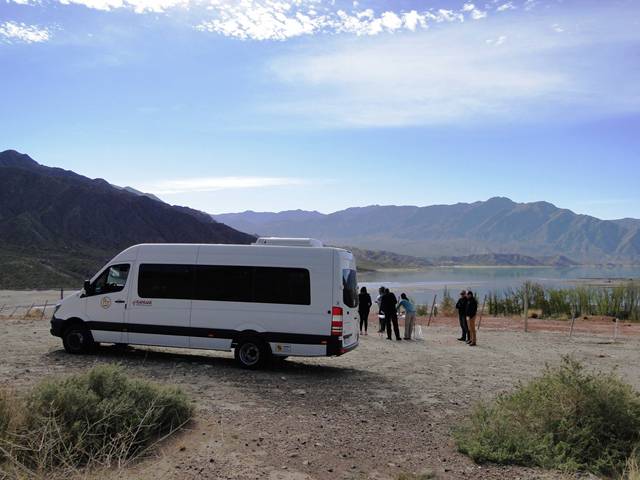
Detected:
[{"left": 331, "top": 306, "right": 343, "bottom": 336}]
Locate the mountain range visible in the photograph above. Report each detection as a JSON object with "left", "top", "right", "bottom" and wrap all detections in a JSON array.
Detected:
[
  {"left": 0, "top": 150, "right": 254, "bottom": 288},
  {"left": 215, "top": 199, "right": 640, "bottom": 264}
]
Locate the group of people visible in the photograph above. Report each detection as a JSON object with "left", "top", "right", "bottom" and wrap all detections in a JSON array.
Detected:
[
  {"left": 356, "top": 286, "right": 480, "bottom": 346},
  {"left": 455, "top": 290, "right": 479, "bottom": 346},
  {"left": 357, "top": 286, "right": 417, "bottom": 341}
]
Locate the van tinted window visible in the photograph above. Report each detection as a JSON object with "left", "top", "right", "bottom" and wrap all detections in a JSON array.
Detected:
[
  {"left": 194, "top": 265, "right": 310, "bottom": 305},
  {"left": 253, "top": 267, "right": 310, "bottom": 305},
  {"left": 138, "top": 264, "right": 193, "bottom": 299},
  {"left": 194, "top": 266, "right": 253, "bottom": 302},
  {"left": 138, "top": 263, "right": 311, "bottom": 305},
  {"left": 342, "top": 269, "right": 358, "bottom": 308}
]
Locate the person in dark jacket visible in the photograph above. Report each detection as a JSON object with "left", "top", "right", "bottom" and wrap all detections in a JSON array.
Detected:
[
  {"left": 358, "top": 287, "right": 372, "bottom": 335},
  {"left": 466, "top": 291, "right": 479, "bottom": 346},
  {"left": 381, "top": 288, "right": 401, "bottom": 341},
  {"left": 455, "top": 290, "right": 469, "bottom": 341}
]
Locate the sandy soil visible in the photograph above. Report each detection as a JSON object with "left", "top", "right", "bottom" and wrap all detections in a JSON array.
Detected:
[{"left": 1, "top": 308, "right": 639, "bottom": 480}]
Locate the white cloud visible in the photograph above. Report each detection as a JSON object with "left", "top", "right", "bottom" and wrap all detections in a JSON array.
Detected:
[
  {"left": 137, "top": 176, "right": 309, "bottom": 194},
  {"left": 496, "top": 2, "right": 515, "bottom": 12},
  {"left": 6, "top": 0, "right": 505, "bottom": 40},
  {"left": 0, "top": 21, "right": 50, "bottom": 43},
  {"left": 264, "top": 7, "right": 640, "bottom": 127}
]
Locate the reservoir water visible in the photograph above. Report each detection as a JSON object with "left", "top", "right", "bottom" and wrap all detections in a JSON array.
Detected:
[{"left": 359, "top": 266, "right": 640, "bottom": 305}]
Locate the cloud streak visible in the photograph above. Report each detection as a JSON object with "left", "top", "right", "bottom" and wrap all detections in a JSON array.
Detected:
[
  {"left": 264, "top": 3, "right": 640, "bottom": 127},
  {"left": 136, "top": 176, "right": 309, "bottom": 194}
]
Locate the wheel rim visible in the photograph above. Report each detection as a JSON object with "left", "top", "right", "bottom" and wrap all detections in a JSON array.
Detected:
[
  {"left": 67, "top": 330, "right": 84, "bottom": 350},
  {"left": 239, "top": 343, "right": 260, "bottom": 366}
]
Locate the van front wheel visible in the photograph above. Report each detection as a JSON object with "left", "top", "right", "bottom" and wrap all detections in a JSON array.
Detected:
[
  {"left": 62, "top": 324, "right": 95, "bottom": 354},
  {"left": 234, "top": 337, "right": 270, "bottom": 369}
]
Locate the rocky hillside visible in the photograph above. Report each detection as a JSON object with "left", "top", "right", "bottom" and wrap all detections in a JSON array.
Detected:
[{"left": 0, "top": 150, "right": 255, "bottom": 288}]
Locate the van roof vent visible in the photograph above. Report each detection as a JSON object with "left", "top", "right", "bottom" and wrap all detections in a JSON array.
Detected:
[{"left": 253, "top": 237, "right": 324, "bottom": 248}]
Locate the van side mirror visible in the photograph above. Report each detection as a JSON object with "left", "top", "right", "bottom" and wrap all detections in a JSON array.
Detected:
[{"left": 83, "top": 280, "right": 93, "bottom": 296}]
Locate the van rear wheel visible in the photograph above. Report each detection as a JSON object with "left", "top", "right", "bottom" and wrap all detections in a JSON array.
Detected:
[
  {"left": 62, "top": 324, "right": 95, "bottom": 354},
  {"left": 234, "top": 337, "right": 270, "bottom": 369}
]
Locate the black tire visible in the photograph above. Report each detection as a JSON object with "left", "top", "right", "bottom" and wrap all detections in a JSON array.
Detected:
[
  {"left": 234, "top": 336, "right": 271, "bottom": 369},
  {"left": 62, "top": 323, "right": 95, "bottom": 354}
]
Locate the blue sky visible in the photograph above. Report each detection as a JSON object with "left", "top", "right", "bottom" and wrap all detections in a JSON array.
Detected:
[{"left": 1, "top": 0, "right": 639, "bottom": 219}]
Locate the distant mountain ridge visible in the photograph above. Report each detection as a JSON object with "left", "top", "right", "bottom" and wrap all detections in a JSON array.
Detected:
[
  {"left": 0, "top": 149, "right": 254, "bottom": 288},
  {"left": 215, "top": 199, "right": 640, "bottom": 264}
]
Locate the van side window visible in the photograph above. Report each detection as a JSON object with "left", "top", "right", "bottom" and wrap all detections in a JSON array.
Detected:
[
  {"left": 342, "top": 269, "right": 358, "bottom": 308},
  {"left": 92, "top": 264, "right": 130, "bottom": 296},
  {"left": 253, "top": 267, "right": 310, "bottom": 305},
  {"left": 194, "top": 266, "right": 253, "bottom": 302},
  {"left": 138, "top": 264, "right": 193, "bottom": 299}
]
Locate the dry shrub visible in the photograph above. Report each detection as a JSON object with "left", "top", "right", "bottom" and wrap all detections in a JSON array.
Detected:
[
  {"left": 455, "top": 357, "right": 640, "bottom": 477},
  {"left": 0, "top": 365, "right": 192, "bottom": 477}
]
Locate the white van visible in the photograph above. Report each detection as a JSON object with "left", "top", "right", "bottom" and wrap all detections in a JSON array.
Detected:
[{"left": 50, "top": 238, "right": 359, "bottom": 368}]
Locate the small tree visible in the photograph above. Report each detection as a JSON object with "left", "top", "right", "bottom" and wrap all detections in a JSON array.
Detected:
[{"left": 440, "top": 286, "right": 455, "bottom": 317}]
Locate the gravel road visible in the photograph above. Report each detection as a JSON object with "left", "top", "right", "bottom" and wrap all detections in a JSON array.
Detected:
[{"left": 1, "top": 313, "right": 639, "bottom": 480}]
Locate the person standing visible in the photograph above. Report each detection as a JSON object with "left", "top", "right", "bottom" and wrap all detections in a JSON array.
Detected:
[
  {"left": 397, "top": 293, "right": 416, "bottom": 340},
  {"left": 376, "top": 286, "right": 386, "bottom": 334},
  {"left": 358, "top": 287, "right": 372, "bottom": 336},
  {"left": 466, "top": 291, "right": 479, "bottom": 346},
  {"left": 455, "top": 290, "right": 469, "bottom": 342},
  {"left": 381, "top": 288, "right": 401, "bottom": 341}
]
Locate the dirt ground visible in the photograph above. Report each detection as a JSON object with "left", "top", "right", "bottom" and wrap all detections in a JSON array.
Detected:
[{"left": 1, "top": 306, "right": 639, "bottom": 480}]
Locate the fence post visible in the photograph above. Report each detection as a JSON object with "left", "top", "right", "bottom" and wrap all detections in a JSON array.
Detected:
[
  {"left": 477, "top": 295, "right": 487, "bottom": 330},
  {"left": 524, "top": 287, "right": 529, "bottom": 333},
  {"left": 40, "top": 300, "right": 49, "bottom": 321},
  {"left": 23, "top": 303, "right": 35, "bottom": 320},
  {"left": 60, "top": 288, "right": 64, "bottom": 300},
  {"left": 427, "top": 294, "right": 437, "bottom": 327},
  {"left": 613, "top": 318, "right": 619, "bottom": 343},
  {"left": 569, "top": 306, "right": 576, "bottom": 339}
]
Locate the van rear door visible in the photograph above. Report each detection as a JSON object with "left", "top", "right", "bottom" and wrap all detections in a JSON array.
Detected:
[{"left": 339, "top": 252, "right": 359, "bottom": 350}]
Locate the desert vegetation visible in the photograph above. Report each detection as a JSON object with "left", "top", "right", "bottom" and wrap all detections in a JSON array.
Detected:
[
  {"left": 0, "top": 365, "right": 192, "bottom": 478},
  {"left": 455, "top": 357, "right": 640, "bottom": 478},
  {"left": 486, "top": 282, "right": 640, "bottom": 321}
]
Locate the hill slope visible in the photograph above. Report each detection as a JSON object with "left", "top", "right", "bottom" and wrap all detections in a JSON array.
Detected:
[
  {"left": 215, "top": 199, "right": 640, "bottom": 263},
  {"left": 0, "top": 150, "right": 255, "bottom": 288}
]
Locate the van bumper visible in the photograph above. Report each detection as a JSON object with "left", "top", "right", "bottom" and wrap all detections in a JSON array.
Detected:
[
  {"left": 50, "top": 316, "right": 64, "bottom": 337},
  {"left": 326, "top": 337, "right": 358, "bottom": 356}
]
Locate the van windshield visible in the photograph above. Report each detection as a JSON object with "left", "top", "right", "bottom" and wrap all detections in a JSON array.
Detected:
[{"left": 342, "top": 269, "right": 358, "bottom": 308}]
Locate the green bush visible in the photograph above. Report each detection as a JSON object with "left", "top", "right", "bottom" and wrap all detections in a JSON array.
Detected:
[
  {"left": 455, "top": 357, "right": 640, "bottom": 477},
  {"left": 8, "top": 365, "right": 192, "bottom": 471}
]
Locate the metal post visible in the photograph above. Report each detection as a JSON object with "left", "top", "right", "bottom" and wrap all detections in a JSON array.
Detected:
[
  {"left": 427, "top": 294, "right": 437, "bottom": 327},
  {"left": 60, "top": 288, "right": 64, "bottom": 300},
  {"left": 40, "top": 300, "right": 49, "bottom": 321}
]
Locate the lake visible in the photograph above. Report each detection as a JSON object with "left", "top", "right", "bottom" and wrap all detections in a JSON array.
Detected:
[{"left": 359, "top": 266, "right": 640, "bottom": 305}]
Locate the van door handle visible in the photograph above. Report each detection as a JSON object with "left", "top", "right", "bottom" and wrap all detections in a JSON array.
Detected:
[{"left": 115, "top": 300, "right": 125, "bottom": 304}]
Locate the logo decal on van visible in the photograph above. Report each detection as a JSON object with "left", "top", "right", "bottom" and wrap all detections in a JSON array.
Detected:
[
  {"left": 133, "top": 299, "right": 152, "bottom": 307},
  {"left": 100, "top": 297, "right": 112, "bottom": 309}
]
